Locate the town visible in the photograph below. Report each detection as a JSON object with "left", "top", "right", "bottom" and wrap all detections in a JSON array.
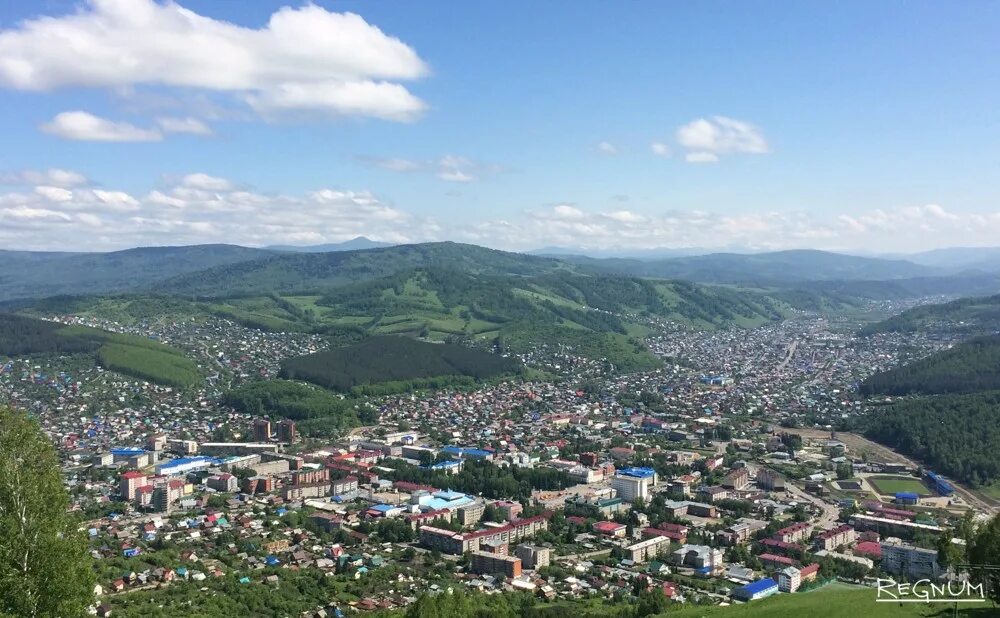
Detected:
[{"left": 3, "top": 301, "right": 991, "bottom": 617}]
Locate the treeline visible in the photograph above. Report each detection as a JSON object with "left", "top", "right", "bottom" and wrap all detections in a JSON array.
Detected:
[
  {"left": 383, "top": 459, "right": 574, "bottom": 502},
  {"left": 860, "top": 335, "right": 1000, "bottom": 396},
  {"left": 281, "top": 335, "right": 520, "bottom": 393},
  {"left": 0, "top": 313, "right": 100, "bottom": 356},
  {"left": 865, "top": 391, "right": 1000, "bottom": 487},
  {"left": 0, "top": 313, "right": 199, "bottom": 387},
  {"left": 222, "top": 380, "right": 362, "bottom": 435}
]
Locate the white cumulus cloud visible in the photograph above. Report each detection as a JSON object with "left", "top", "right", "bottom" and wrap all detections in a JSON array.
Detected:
[
  {"left": 0, "top": 168, "right": 89, "bottom": 187},
  {"left": 0, "top": 0, "right": 429, "bottom": 122},
  {"left": 677, "top": 116, "right": 769, "bottom": 162},
  {"left": 156, "top": 116, "right": 213, "bottom": 135},
  {"left": 41, "top": 111, "right": 163, "bottom": 142},
  {"left": 650, "top": 142, "right": 671, "bottom": 157},
  {"left": 597, "top": 141, "right": 619, "bottom": 156}
]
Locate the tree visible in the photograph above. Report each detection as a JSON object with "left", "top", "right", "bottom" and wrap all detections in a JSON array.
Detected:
[
  {"left": 634, "top": 588, "right": 668, "bottom": 617},
  {"left": 936, "top": 530, "right": 964, "bottom": 570},
  {"left": 968, "top": 513, "right": 1000, "bottom": 606},
  {"left": 0, "top": 408, "right": 95, "bottom": 617}
]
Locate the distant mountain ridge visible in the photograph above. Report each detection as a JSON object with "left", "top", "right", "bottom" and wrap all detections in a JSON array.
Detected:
[
  {"left": 562, "top": 249, "right": 939, "bottom": 283},
  {"left": 265, "top": 236, "right": 393, "bottom": 252},
  {"left": 0, "top": 244, "right": 273, "bottom": 302},
  {"left": 3, "top": 241, "right": 1000, "bottom": 304}
]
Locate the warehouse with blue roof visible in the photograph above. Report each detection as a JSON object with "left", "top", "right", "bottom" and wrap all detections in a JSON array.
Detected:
[
  {"left": 156, "top": 456, "right": 221, "bottom": 475},
  {"left": 732, "top": 578, "right": 779, "bottom": 601}
]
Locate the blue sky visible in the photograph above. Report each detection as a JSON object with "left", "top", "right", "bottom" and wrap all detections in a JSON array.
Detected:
[{"left": 0, "top": 0, "right": 997, "bottom": 252}]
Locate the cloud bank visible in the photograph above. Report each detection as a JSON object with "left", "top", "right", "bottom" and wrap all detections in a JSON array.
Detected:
[{"left": 0, "top": 0, "right": 429, "bottom": 122}]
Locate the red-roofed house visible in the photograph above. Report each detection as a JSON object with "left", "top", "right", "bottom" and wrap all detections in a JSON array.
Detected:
[
  {"left": 854, "top": 541, "right": 882, "bottom": 559},
  {"left": 760, "top": 553, "right": 797, "bottom": 568},
  {"left": 799, "top": 563, "right": 820, "bottom": 582},
  {"left": 593, "top": 521, "right": 627, "bottom": 537}
]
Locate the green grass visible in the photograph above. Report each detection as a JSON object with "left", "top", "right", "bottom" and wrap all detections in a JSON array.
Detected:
[
  {"left": 663, "top": 585, "right": 989, "bottom": 617},
  {"left": 977, "top": 483, "right": 1000, "bottom": 501},
  {"left": 96, "top": 341, "right": 200, "bottom": 387},
  {"left": 867, "top": 476, "right": 930, "bottom": 496}
]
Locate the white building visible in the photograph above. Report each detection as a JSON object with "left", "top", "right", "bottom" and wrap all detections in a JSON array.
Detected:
[
  {"left": 611, "top": 467, "right": 657, "bottom": 503},
  {"left": 778, "top": 566, "right": 801, "bottom": 592},
  {"left": 881, "top": 539, "right": 942, "bottom": 580}
]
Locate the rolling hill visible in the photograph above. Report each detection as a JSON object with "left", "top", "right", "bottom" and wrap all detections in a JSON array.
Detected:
[
  {"left": 563, "top": 249, "right": 938, "bottom": 284},
  {"left": 0, "top": 244, "right": 273, "bottom": 302},
  {"left": 155, "top": 242, "right": 571, "bottom": 297}
]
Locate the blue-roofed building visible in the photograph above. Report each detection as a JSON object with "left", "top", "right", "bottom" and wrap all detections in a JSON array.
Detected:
[
  {"left": 111, "top": 447, "right": 145, "bottom": 459},
  {"left": 618, "top": 466, "right": 657, "bottom": 479},
  {"left": 155, "top": 456, "right": 221, "bottom": 476},
  {"left": 732, "top": 578, "right": 779, "bottom": 601},
  {"left": 411, "top": 489, "right": 475, "bottom": 512},
  {"left": 895, "top": 492, "right": 919, "bottom": 505},
  {"left": 366, "top": 503, "right": 405, "bottom": 518},
  {"left": 265, "top": 556, "right": 281, "bottom": 566},
  {"left": 925, "top": 472, "right": 954, "bottom": 497},
  {"left": 440, "top": 446, "right": 493, "bottom": 460},
  {"left": 426, "top": 459, "right": 463, "bottom": 474}
]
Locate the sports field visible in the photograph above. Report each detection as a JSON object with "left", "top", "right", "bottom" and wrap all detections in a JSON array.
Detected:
[{"left": 867, "top": 476, "right": 929, "bottom": 496}]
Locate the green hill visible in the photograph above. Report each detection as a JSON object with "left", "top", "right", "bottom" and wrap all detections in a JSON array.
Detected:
[
  {"left": 0, "top": 313, "right": 200, "bottom": 387},
  {"left": 156, "top": 242, "right": 571, "bottom": 297},
  {"left": 23, "top": 258, "right": 793, "bottom": 372},
  {"left": 865, "top": 390, "right": 1000, "bottom": 487},
  {"left": 280, "top": 335, "right": 521, "bottom": 393},
  {"left": 860, "top": 335, "right": 1000, "bottom": 396}
]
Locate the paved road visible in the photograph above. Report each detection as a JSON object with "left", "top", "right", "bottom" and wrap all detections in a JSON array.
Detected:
[
  {"left": 775, "top": 339, "right": 799, "bottom": 372},
  {"left": 749, "top": 463, "right": 840, "bottom": 531}
]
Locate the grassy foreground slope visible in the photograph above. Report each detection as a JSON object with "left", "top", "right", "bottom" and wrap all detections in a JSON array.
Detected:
[
  {"left": 0, "top": 313, "right": 199, "bottom": 387},
  {"left": 659, "top": 585, "right": 987, "bottom": 617}
]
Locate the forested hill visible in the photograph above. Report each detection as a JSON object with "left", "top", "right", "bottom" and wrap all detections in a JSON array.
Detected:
[
  {"left": 155, "top": 242, "right": 570, "bottom": 297},
  {"left": 860, "top": 293, "right": 1000, "bottom": 335},
  {"left": 280, "top": 335, "right": 521, "bottom": 393},
  {"left": 860, "top": 335, "right": 1000, "bottom": 396},
  {"left": 866, "top": 391, "right": 1000, "bottom": 488}
]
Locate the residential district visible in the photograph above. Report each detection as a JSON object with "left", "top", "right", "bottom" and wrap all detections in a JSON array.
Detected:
[{"left": 1, "top": 304, "right": 993, "bottom": 616}]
